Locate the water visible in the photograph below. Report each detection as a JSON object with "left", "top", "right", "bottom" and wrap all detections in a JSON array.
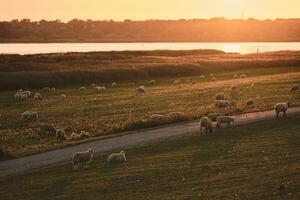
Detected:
[{"left": 0, "top": 42, "right": 300, "bottom": 55}]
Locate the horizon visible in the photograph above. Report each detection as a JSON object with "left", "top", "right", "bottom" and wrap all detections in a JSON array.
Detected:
[{"left": 1, "top": 0, "right": 300, "bottom": 21}]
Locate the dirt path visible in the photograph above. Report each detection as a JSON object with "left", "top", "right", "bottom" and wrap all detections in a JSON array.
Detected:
[{"left": 1, "top": 107, "right": 300, "bottom": 178}]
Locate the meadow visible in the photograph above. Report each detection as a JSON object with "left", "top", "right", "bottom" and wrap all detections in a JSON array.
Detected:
[
  {"left": 1, "top": 50, "right": 300, "bottom": 159},
  {"left": 0, "top": 118, "right": 299, "bottom": 200}
]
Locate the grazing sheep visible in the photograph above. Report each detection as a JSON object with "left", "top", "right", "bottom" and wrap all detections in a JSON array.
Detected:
[
  {"left": 246, "top": 99, "right": 254, "bottom": 106},
  {"left": 148, "top": 114, "right": 166, "bottom": 123},
  {"left": 89, "top": 83, "right": 96, "bottom": 88},
  {"left": 215, "top": 92, "right": 226, "bottom": 100},
  {"left": 240, "top": 74, "right": 247, "bottom": 79},
  {"left": 20, "top": 111, "right": 31, "bottom": 120},
  {"left": 56, "top": 129, "right": 66, "bottom": 142},
  {"left": 40, "top": 124, "right": 56, "bottom": 134},
  {"left": 111, "top": 82, "right": 117, "bottom": 88},
  {"left": 149, "top": 80, "right": 156, "bottom": 85},
  {"left": 233, "top": 74, "right": 239, "bottom": 79},
  {"left": 200, "top": 75, "right": 205, "bottom": 79},
  {"left": 108, "top": 151, "right": 127, "bottom": 164},
  {"left": 185, "top": 79, "right": 191, "bottom": 84},
  {"left": 211, "top": 77, "right": 217, "bottom": 81},
  {"left": 20, "top": 94, "right": 29, "bottom": 101},
  {"left": 22, "top": 91, "right": 31, "bottom": 97},
  {"left": 274, "top": 102, "right": 290, "bottom": 119},
  {"left": 199, "top": 117, "right": 213, "bottom": 135},
  {"left": 191, "top": 80, "right": 197, "bottom": 84},
  {"left": 137, "top": 86, "right": 146, "bottom": 93},
  {"left": 14, "top": 93, "right": 21, "bottom": 101},
  {"left": 290, "top": 85, "right": 299, "bottom": 92},
  {"left": 173, "top": 79, "right": 181, "bottom": 85},
  {"left": 33, "top": 92, "right": 42, "bottom": 101},
  {"left": 60, "top": 94, "right": 66, "bottom": 101},
  {"left": 216, "top": 116, "right": 235, "bottom": 128},
  {"left": 20, "top": 111, "right": 38, "bottom": 121},
  {"left": 71, "top": 132, "right": 81, "bottom": 141},
  {"left": 79, "top": 86, "right": 87, "bottom": 91},
  {"left": 73, "top": 148, "right": 95, "bottom": 169},
  {"left": 95, "top": 86, "right": 106, "bottom": 92},
  {"left": 42, "top": 87, "right": 51, "bottom": 93},
  {"left": 207, "top": 113, "right": 225, "bottom": 122},
  {"left": 215, "top": 100, "right": 229, "bottom": 109}
]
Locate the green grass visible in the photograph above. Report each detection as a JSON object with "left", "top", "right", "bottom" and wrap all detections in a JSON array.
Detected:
[{"left": 1, "top": 118, "right": 299, "bottom": 200}]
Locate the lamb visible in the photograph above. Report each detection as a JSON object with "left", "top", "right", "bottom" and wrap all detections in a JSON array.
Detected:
[
  {"left": 42, "top": 87, "right": 51, "bottom": 93},
  {"left": 149, "top": 80, "right": 156, "bottom": 85},
  {"left": 111, "top": 82, "right": 117, "bottom": 88},
  {"left": 137, "top": 86, "right": 146, "bottom": 93},
  {"left": 290, "top": 85, "right": 299, "bottom": 92},
  {"left": 56, "top": 129, "right": 66, "bottom": 142},
  {"left": 73, "top": 148, "right": 95, "bottom": 169},
  {"left": 60, "top": 94, "right": 66, "bottom": 101},
  {"left": 240, "top": 74, "right": 247, "bottom": 79},
  {"left": 199, "top": 117, "right": 213, "bottom": 135},
  {"left": 108, "top": 151, "right": 127, "bottom": 164},
  {"left": 207, "top": 113, "right": 225, "bottom": 122},
  {"left": 39, "top": 123, "right": 56, "bottom": 134},
  {"left": 215, "top": 100, "right": 229, "bottom": 109},
  {"left": 215, "top": 92, "right": 225, "bottom": 100},
  {"left": 79, "top": 86, "right": 87, "bottom": 91},
  {"left": 246, "top": 99, "right": 254, "bottom": 106},
  {"left": 216, "top": 116, "right": 235, "bottom": 128},
  {"left": 274, "top": 102, "right": 290, "bottom": 119}
]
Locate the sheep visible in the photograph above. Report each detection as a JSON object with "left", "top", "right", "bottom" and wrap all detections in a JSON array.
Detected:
[
  {"left": 246, "top": 99, "right": 254, "bottom": 106},
  {"left": 191, "top": 80, "right": 197, "bottom": 84},
  {"left": 59, "top": 94, "right": 66, "bottom": 101},
  {"left": 26, "top": 112, "right": 38, "bottom": 121},
  {"left": 216, "top": 116, "right": 235, "bottom": 128},
  {"left": 128, "top": 81, "right": 136, "bottom": 86},
  {"left": 79, "top": 86, "right": 87, "bottom": 91},
  {"left": 56, "top": 129, "right": 66, "bottom": 142},
  {"left": 207, "top": 113, "right": 225, "bottom": 122},
  {"left": 274, "top": 102, "right": 290, "bottom": 119},
  {"left": 14, "top": 93, "right": 21, "bottom": 101},
  {"left": 215, "top": 92, "right": 225, "bottom": 100},
  {"left": 20, "top": 94, "right": 29, "bottom": 101},
  {"left": 149, "top": 80, "right": 156, "bottom": 85},
  {"left": 20, "top": 111, "right": 31, "bottom": 120},
  {"left": 148, "top": 114, "right": 166, "bottom": 123},
  {"left": 233, "top": 74, "right": 239, "bottom": 79},
  {"left": 51, "top": 88, "right": 56, "bottom": 92},
  {"left": 209, "top": 73, "right": 215, "bottom": 78},
  {"left": 137, "top": 86, "right": 146, "bottom": 93},
  {"left": 73, "top": 148, "right": 95, "bottom": 169},
  {"left": 89, "top": 83, "right": 96, "bottom": 88},
  {"left": 290, "top": 85, "right": 299, "bottom": 92},
  {"left": 22, "top": 91, "right": 31, "bottom": 97},
  {"left": 111, "top": 82, "right": 117, "bottom": 88},
  {"left": 211, "top": 77, "right": 217, "bottom": 81},
  {"left": 42, "top": 87, "right": 51, "bottom": 93},
  {"left": 95, "top": 86, "right": 106, "bottom": 92},
  {"left": 71, "top": 132, "right": 81, "bottom": 141},
  {"left": 173, "top": 79, "right": 181, "bottom": 85},
  {"left": 185, "top": 79, "right": 191, "bottom": 84},
  {"left": 199, "top": 117, "right": 213, "bottom": 135},
  {"left": 215, "top": 100, "right": 229, "bottom": 109},
  {"left": 108, "top": 151, "right": 127, "bottom": 164},
  {"left": 240, "top": 74, "right": 247, "bottom": 79},
  {"left": 200, "top": 75, "right": 205, "bottom": 79},
  {"left": 39, "top": 124, "right": 56, "bottom": 134},
  {"left": 33, "top": 92, "right": 42, "bottom": 101}
]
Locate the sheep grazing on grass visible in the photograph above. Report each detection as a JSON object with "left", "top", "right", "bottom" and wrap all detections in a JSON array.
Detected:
[
  {"left": 95, "top": 86, "right": 106, "bottom": 92},
  {"left": 20, "top": 111, "right": 31, "bottom": 120},
  {"left": 148, "top": 114, "right": 166, "bottom": 123},
  {"left": 233, "top": 74, "right": 239, "bottom": 79},
  {"left": 73, "top": 148, "right": 95, "bottom": 169},
  {"left": 59, "top": 94, "right": 66, "bottom": 101},
  {"left": 274, "top": 102, "right": 290, "bottom": 119},
  {"left": 111, "top": 82, "right": 117, "bottom": 88},
  {"left": 108, "top": 151, "right": 127, "bottom": 164},
  {"left": 21, "top": 111, "right": 38, "bottom": 121},
  {"left": 216, "top": 116, "right": 235, "bottom": 128},
  {"left": 211, "top": 77, "right": 217, "bottom": 81},
  {"left": 173, "top": 79, "right": 181, "bottom": 85},
  {"left": 199, "top": 117, "right": 213, "bottom": 135},
  {"left": 22, "top": 91, "right": 31, "bottom": 98},
  {"left": 215, "top": 100, "right": 229, "bottom": 109},
  {"left": 79, "top": 86, "right": 87, "bottom": 91},
  {"left": 246, "top": 99, "right": 254, "bottom": 106},
  {"left": 42, "top": 87, "right": 51, "bottom": 93},
  {"left": 40, "top": 124, "right": 56, "bottom": 134},
  {"left": 240, "top": 74, "right": 247, "bottom": 79},
  {"left": 33, "top": 92, "right": 42, "bottom": 101},
  {"left": 149, "top": 80, "right": 156, "bottom": 85},
  {"left": 191, "top": 80, "right": 197, "bottom": 84},
  {"left": 290, "top": 85, "right": 299, "bottom": 92},
  {"left": 71, "top": 132, "right": 81, "bottom": 141},
  {"left": 207, "top": 113, "right": 225, "bottom": 122},
  {"left": 89, "top": 83, "right": 96, "bottom": 88},
  {"left": 185, "top": 79, "right": 191, "bottom": 84},
  {"left": 137, "top": 86, "right": 146, "bottom": 93},
  {"left": 215, "top": 92, "right": 225, "bottom": 100},
  {"left": 200, "top": 75, "right": 205, "bottom": 79},
  {"left": 56, "top": 129, "right": 66, "bottom": 142}
]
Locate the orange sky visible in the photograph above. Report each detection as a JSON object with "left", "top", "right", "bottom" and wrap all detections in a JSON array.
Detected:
[{"left": 0, "top": 0, "right": 299, "bottom": 21}]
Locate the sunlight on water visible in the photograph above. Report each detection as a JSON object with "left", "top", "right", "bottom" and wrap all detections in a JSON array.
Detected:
[{"left": 0, "top": 42, "right": 300, "bottom": 55}]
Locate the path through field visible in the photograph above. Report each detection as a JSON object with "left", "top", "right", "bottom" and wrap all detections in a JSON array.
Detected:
[{"left": 1, "top": 106, "right": 300, "bottom": 178}]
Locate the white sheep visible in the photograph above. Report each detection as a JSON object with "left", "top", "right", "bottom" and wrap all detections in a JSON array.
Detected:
[
  {"left": 59, "top": 94, "right": 66, "bottom": 101},
  {"left": 215, "top": 92, "right": 225, "bottom": 100},
  {"left": 51, "top": 87, "right": 56, "bottom": 92},
  {"left": 22, "top": 91, "right": 31, "bottom": 97},
  {"left": 274, "top": 102, "right": 290, "bottom": 119},
  {"left": 191, "top": 80, "right": 197, "bottom": 84},
  {"left": 20, "top": 111, "right": 31, "bottom": 120},
  {"left": 20, "top": 111, "right": 38, "bottom": 121},
  {"left": 137, "top": 86, "right": 146, "bottom": 93},
  {"left": 200, "top": 75, "right": 205, "bottom": 79},
  {"left": 199, "top": 117, "right": 213, "bottom": 135},
  {"left": 89, "top": 83, "right": 96, "bottom": 88},
  {"left": 108, "top": 151, "right": 127, "bottom": 164},
  {"left": 240, "top": 74, "right": 247, "bottom": 79},
  {"left": 95, "top": 86, "right": 106, "bottom": 92},
  {"left": 111, "top": 82, "right": 117, "bottom": 88},
  {"left": 185, "top": 79, "right": 191, "bottom": 84},
  {"left": 149, "top": 80, "right": 156, "bottom": 85},
  {"left": 216, "top": 116, "right": 235, "bottom": 128},
  {"left": 207, "top": 113, "right": 225, "bottom": 122},
  {"left": 211, "top": 77, "right": 217, "bottom": 81},
  {"left": 73, "top": 148, "right": 95, "bottom": 169},
  {"left": 148, "top": 114, "right": 166, "bottom": 123},
  {"left": 56, "top": 129, "right": 66, "bottom": 142},
  {"left": 173, "top": 79, "right": 181, "bottom": 85},
  {"left": 33, "top": 92, "right": 43, "bottom": 101},
  {"left": 79, "top": 86, "right": 87, "bottom": 91}
]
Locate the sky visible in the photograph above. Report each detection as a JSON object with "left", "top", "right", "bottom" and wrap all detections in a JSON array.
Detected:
[{"left": 0, "top": 0, "right": 299, "bottom": 21}]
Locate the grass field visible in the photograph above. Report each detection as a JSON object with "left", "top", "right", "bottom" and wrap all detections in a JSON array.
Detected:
[
  {"left": 0, "top": 118, "right": 299, "bottom": 200},
  {"left": 1, "top": 50, "right": 300, "bottom": 159}
]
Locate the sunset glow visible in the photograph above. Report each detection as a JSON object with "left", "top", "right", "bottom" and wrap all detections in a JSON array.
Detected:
[{"left": 0, "top": 0, "right": 299, "bottom": 21}]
